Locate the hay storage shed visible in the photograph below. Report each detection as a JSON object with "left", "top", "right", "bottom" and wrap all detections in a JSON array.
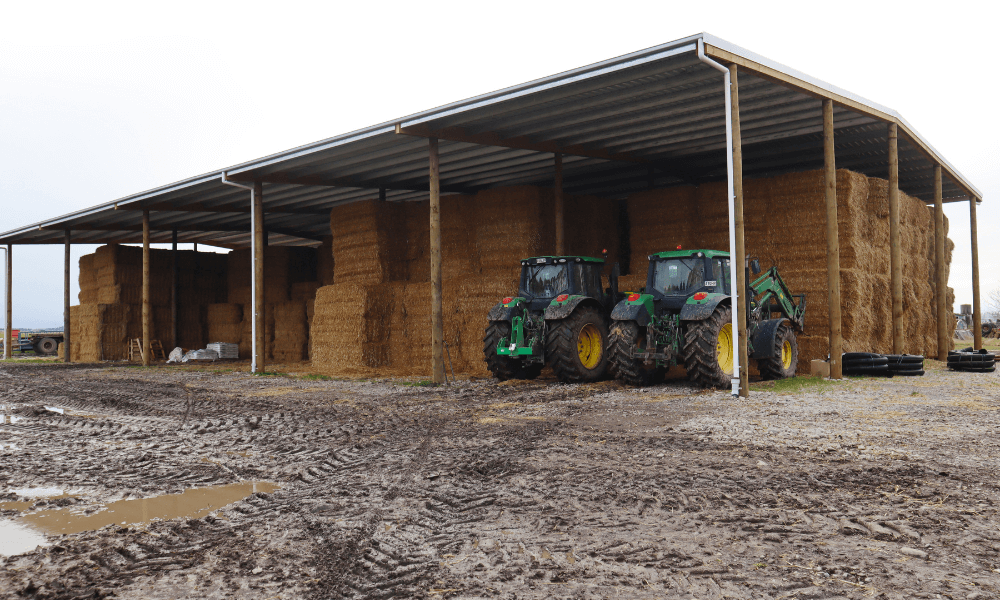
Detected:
[{"left": 0, "top": 33, "right": 985, "bottom": 390}]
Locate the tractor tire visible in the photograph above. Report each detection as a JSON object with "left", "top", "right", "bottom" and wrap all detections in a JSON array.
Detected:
[
  {"left": 984, "top": 323, "right": 996, "bottom": 337},
  {"left": 609, "top": 321, "right": 665, "bottom": 386},
  {"left": 682, "top": 304, "right": 735, "bottom": 389},
  {"left": 35, "top": 337, "right": 58, "bottom": 355},
  {"left": 757, "top": 321, "right": 799, "bottom": 380},
  {"left": 483, "top": 321, "right": 519, "bottom": 381},
  {"left": 545, "top": 306, "right": 610, "bottom": 383}
]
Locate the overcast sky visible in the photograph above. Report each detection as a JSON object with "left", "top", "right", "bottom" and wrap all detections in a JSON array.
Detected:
[{"left": 1, "top": 0, "right": 997, "bottom": 328}]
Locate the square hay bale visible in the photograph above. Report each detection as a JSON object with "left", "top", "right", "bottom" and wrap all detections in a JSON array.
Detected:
[
  {"left": 473, "top": 186, "right": 554, "bottom": 272},
  {"left": 311, "top": 283, "right": 395, "bottom": 374},
  {"left": 273, "top": 301, "right": 309, "bottom": 363},
  {"left": 330, "top": 199, "right": 405, "bottom": 284}
]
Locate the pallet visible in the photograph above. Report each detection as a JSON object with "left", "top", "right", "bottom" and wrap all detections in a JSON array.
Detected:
[{"left": 128, "top": 338, "right": 166, "bottom": 362}]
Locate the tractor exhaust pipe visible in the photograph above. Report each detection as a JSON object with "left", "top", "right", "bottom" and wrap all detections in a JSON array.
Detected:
[{"left": 698, "top": 39, "right": 741, "bottom": 398}]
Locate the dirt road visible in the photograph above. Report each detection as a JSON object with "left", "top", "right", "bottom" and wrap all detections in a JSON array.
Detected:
[{"left": 1, "top": 361, "right": 999, "bottom": 599}]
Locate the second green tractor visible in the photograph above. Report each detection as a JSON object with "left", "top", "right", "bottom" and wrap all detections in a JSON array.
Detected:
[{"left": 609, "top": 249, "right": 806, "bottom": 388}]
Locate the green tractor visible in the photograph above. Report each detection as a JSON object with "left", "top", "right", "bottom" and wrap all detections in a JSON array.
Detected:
[
  {"left": 484, "top": 255, "right": 621, "bottom": 382},
  {"left": 609, "top": 249, "right": 806, "bottom": 388}
]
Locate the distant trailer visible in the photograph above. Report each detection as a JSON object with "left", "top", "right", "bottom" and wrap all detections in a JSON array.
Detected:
[{"left": 19, "top": 331, "right": 64, "bottom": 355}]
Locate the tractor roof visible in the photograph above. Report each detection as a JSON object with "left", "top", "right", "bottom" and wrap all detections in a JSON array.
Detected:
[
  {"left": 520, "top": 256, "right": 604, "bottom": 266},
  {"left": 648, "top": 249, "right": 730, "bottom": 260}
]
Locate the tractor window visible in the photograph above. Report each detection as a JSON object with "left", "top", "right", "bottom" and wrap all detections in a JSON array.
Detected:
[
  {"left": 652, "top": 258, "right": 705, "bottom": 295},
  {"left": 573, "top": 264, "right": 604, "bottom": 299},
  {"left": 521, "top": 265, "right": 570, "bottom": 299},
  {"left": 712, "top": 258, "right": 731, "bottom": 294}
]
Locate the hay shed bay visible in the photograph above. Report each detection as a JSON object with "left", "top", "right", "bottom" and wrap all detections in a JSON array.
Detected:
[{"left": 0, "top": 33, "right": 984, "bottom": 387}]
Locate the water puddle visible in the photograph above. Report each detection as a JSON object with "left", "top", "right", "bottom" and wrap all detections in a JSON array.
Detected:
[
  {"left": 0, "top": 488, "right": 72, "bottom": 512},
  {"left": 0, "top": 481, "right": 278, "bottom": 556}
]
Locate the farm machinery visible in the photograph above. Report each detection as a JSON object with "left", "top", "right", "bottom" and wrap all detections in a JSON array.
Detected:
[
  {"left": 609, "top": 249, "right": 806, "bottom": 388},
  {"left": 483, "top": 255, "right": 621, "bottom": 383}
]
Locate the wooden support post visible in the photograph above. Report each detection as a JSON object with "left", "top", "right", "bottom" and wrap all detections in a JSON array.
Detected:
[
  {"left": 253, "top": 181, "right": 265, "bottom": 373},
  {"left": 730, "top": 64, "right": 749, "bottom": 398},
  {"left": 554, "top": 153, "right": 564, "bottom": 255},
  {"left": 888, "top": 123, "right": 903, "bottom": 354},
  {"left": 64, "top": 230, "right": 71, "bottom": 363},
  {"left": 171, "top": 229, "right": 178, "bottom": 350},
  {"left": 429, "top": 138, "right": 444, "bottom": 384},
  {"left": 142, "top": 210, "right": 151, "bottom": 366},
  {"left": 4, "top": 244, "right": 10, "bottom": 360},
  {"left": 971, "top": 196, "right": 982, "bottom": 350},
  {"left": 934, "top": 166, "right": 948, "bottom": 359},
  {"left": 823, "top": 100, "right": 842, "bottom": 379}
]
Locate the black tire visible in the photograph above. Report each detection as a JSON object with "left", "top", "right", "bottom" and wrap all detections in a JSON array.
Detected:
[
  {"left": 545, "top": 306, "right": 610, "bottom": 383},
  {"left": 843, "top": 352, "right": 882, "bottom": 361},
  {"left": 984, "top": 323, "right": 995, "bottom": 337},
  {"left": 844, "top": 357, "right": 889, "bottom": 369},
  {"left": 757, "top": 321, "right": 799, "bottom": 380},
  {"left": 683, "top": 304, "right": 735, "bottom": 389},
  {"left": 483, "top": 321, "right": 519, "bottom": 381},
  {"left": 35, "top": 337, "right": 58, "bottom": 355},
  {"left": 609, "top": 320, "right": 665, "bottom": 386}
]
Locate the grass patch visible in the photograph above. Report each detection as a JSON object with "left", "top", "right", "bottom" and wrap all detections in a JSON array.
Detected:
[
  {"left": 399, "top": 380, "right": 435, "bottom": 387},
  {"left": 750, "top": 376, "right": 842, "bottom": 394},
  {"left": 298, "top": 374, "right": 335, "bottom": 381},
  {"left": 252, "top": 371, "right": 288, "bottom": 378},
  {"left": 1, "top": 358, "right": 64, "bottom": 364}
]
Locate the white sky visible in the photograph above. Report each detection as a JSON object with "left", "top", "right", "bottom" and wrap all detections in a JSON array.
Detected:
[{"left": 1, "top": 0, "right": 997, "bottom": 328}]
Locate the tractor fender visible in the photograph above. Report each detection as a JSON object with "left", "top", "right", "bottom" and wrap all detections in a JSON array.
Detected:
[
  {"left": 749, "top": 318, "right": 787, "bottom": 359},
  {"left": 679, "top": 295, "right": 729, "bottom": 321},
  {"left": 610, "top": 302, "right": 651, "bottom": 327},
  {"left": 487, "top": 299, "right": 523, "bottom": 322},
  {"left": 544, "top": 296, "right": 601, "bottom": 321}
]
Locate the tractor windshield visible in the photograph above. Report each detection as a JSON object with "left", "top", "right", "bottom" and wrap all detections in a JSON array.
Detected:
[
  {"left": 521, "top": 265, "right": 570, "bottom": 299},
  {"left": 651, "top": 258, "right": 705, "bottom": 295}
]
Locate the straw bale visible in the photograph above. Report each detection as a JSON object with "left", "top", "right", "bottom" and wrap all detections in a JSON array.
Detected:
[
  {"left": 564, "top": 194, "right": 619, "bottom": 274},
  {"left": 473, "top": 186, "right": 554, "bottom": 273},
  {"left": 273, "top": 301, "right": 309, "bottom": 363},
  {"left": 330, "top": 200, "right": 405, "bottom": 284},
  {"left": 311, "top": 284, "right": 395, "bottom": 374},
  {"left": 205, "top": 303, "right": 243, "bottom": 346},
  {"left": 238, "top": 304, "right": 276, "bottom": 360},
  {"left": 78, "top": 254, "right": 98, "bottom": 304}
]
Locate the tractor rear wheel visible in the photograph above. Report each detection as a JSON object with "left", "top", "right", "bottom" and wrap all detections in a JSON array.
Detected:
[
  {"left": 682, "top": 304, "right": 734, "bottom": 389},
  {"left": 546, "top": 306, "right": 609, "bottom": 383},
  {"left": 757, "top": 321, "right": 799, "bottom": 380},
  {"left": 483, "top": 321, "right": 543, "bottom": 381},
  {"left": 483, "top": 321, "right": 519, "bottom": 381},
  {"left": 609, "top": 321, "right": 665, "bottom": 386},
  {"left": 35, "top": 337, "right": 58, "bottom": 355}
]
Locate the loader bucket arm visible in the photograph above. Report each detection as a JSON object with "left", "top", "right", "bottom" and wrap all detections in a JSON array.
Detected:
[{"left": 750, "top": 267, "right": 806, "bottom": 331}]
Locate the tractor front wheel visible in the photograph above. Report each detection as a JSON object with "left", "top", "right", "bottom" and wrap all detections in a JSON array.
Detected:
[
  {"left": 546, "top": 306, "right": 609, "bottom": 383},
  {"left": 757, "top": 321, "right": 799, "bottom": 380},
  {"left": 609, "top": 321, "right": 665, "bottom": 386},
  {"left": 682, "top": 304, "right": 734, "bottom": 389}
]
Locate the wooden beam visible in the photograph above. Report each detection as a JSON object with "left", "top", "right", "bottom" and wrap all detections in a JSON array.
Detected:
[
  {"left": 730, "top": 64, "right": 749, "bottom": 398},
  {"left": 971, "top": 197, "right": 982, "bottom": 350},
  {"left": 236, "top": 172, "right": 476, "bottom": 196},
  {"left": 823, "top": 99, "right": 842, "bottom": 379},
  {"left": 142, "top": 210, "right": 151, "bottom": 367},
  {"left": 554, "top": 153, "right": 565, "bottom": 255},
  {"left": 888, "top": 123, "right": 904, "bottom": 354},
  {"left": 64, "top": 230, "right": 71, "bottom": 363},
  {"left": 429, "top": 138, "right": 444, "bottom": 385},
  {"left": 41, "top": 223, "right": 325, "bottom": 242},
  {"left": 253, "top": 182, "right": 265, "bottom": 374},
  {"left": 396, "top": 123, "right": 649, "bottom": 165},
  {"left": 119, "top": 202, "right": 328, "bottom": 216},
  {"left": 934, "top": 166, "right": 948, "bottom": 360}
]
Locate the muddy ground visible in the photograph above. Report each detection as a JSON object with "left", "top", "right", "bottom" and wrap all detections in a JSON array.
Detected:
[{"left": 1, "top": 360, "right": 999, "bottom": 600}]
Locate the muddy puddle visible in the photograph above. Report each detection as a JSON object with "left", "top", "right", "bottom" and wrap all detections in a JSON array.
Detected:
[{"left": 0, "top": 481, "right": 278, "bottom": 557}]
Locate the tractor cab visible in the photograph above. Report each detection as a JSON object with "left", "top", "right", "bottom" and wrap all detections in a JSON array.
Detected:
[
  {"left": 518, "top": 256, "right": 607, "bottom": 311},
  {"left": 646, "top": 249, "right": 732, "bottom": 310}
]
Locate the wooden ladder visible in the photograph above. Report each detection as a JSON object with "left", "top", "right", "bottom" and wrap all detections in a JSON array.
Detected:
[{"left": 128, "top": 339, "right": 166, "bottom": 362}]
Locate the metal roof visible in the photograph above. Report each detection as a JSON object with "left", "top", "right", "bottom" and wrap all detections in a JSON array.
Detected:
[{"left": 0, "top": 32, "right": 981, "bottom": 248}]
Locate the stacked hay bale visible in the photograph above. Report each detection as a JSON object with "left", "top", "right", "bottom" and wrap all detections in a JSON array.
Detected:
[
  {"left": 624, "top": 168, "right": 954, "bottom": 371},
  {"left": 272, "top": 301, "right": 309, "bottom": 363},
  {"left": 78, "top": 255, "right": 98, "bottom": 304},
  {"left": 205, "top": 304, "right": 242, "bottom": 345},
  {"left": 311, "top": 283, "right": 394, "bottom": 373}
]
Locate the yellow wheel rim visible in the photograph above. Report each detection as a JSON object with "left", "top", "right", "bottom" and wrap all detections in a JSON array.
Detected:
[
  {"left": 781, "top": 339, "right": 793, "bottom": 369},
  {"left": 716, "top": 323, "right": 734, "bottom": 375},
  {"left": 577, "top": 323, "right": 603, "bottom": 370}
]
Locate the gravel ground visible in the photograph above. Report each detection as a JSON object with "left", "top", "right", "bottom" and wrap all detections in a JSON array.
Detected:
[{"left": 1, "top": 359, "right": 999, "bottom": 599}]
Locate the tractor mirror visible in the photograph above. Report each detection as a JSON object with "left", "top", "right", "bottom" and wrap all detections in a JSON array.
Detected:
[{"left": 750, "top": 259, "right": 761, "bottom": 275}]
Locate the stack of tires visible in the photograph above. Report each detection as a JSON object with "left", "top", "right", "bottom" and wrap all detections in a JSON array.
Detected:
[
  {"left": 842, "top": 353, "right": 925, "bottom": 377},
  {"left": 947, "top": 349, "right": 997, "bottom": 373}
]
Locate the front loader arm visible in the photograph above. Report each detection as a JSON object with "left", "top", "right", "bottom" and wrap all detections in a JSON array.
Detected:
[{"left": 750, "top": 267, "right": 806, "bottom": 331}]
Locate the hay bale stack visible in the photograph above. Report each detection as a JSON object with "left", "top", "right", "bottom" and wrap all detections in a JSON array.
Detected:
[
  {"left": 330, "top": 199, "right": 405, "bottom": 284},
  {"left": 311, "top": 284, "right": 395, "bottom": 374},
  {"left": 78, "top": 255, "right": 97, "bottom": 304},
  {"left": 473, "top": 186, "right": 554, "bottom": 274},
  {"left": 564, "top": 193, "right": 620, "bottom": 272},
  {"left": 205, "top": 304, "right": 243, "bottom": 345},
  {"left": 227, "top": 247, "right": 316, "bottom": 305},
  {"left": 626, "top": 186, "right": 699, "bottom": 272},
  {"left": 272, "top": 301, "right": 309, "bottom": 363},
  {"left": 238, "top": 304, "right": 276, "bottom": 360}
]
